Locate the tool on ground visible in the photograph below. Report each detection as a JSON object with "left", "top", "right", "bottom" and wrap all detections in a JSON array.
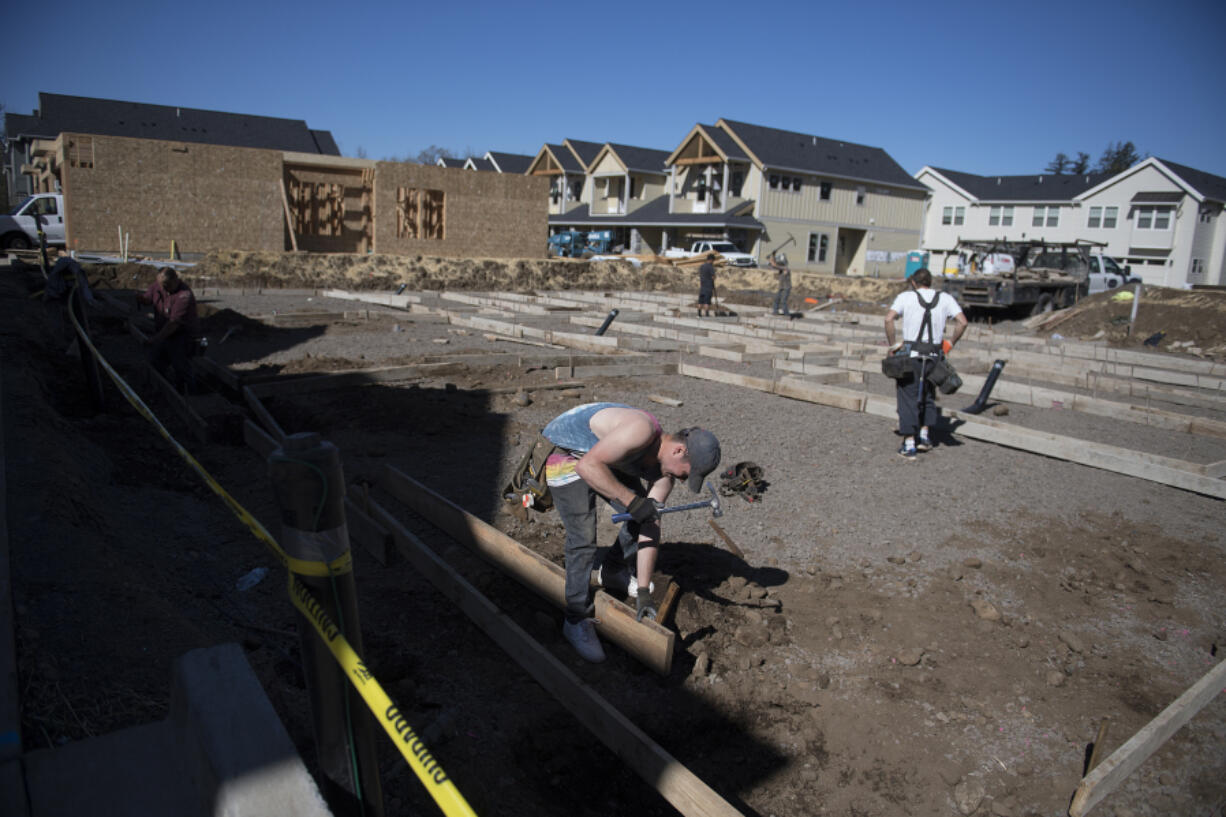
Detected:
[
  {"left": 961, "top": 359, "right": 1007, "bottom": 414},
  {"left": 594, "top": 308, "right": 620, "bottom": 336},
  {"left": 1082, "top": 718, "right": 1110, "bottom": 777},
  {"left": 611, "top": 481, "right": 722, "bottom": 523},
  {"left": 655, "top": 582, "right": 682, "bottom": 626},
  {"left": 708, "top": 519, "right": 745, "bottom": 559},
  {"left": 718, "top": 461, "right": 766, "bottom": 503}
]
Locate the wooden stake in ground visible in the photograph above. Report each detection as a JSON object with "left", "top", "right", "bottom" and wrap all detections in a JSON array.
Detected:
[{"left": 1068, "top": 658, "right": 1226, "bottom": 816}]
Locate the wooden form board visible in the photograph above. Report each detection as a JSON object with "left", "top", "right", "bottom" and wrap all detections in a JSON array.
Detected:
[
  {"left": 380, "top": 465, "right": 675, "bottom": 675},
  {"left": 363, "top": 497, "right": 743, "bottom": 817},
  {"left": 242, "top": 386, "right": 287, "bottom": 442},
  {"left": 1068, "top": 658, "right": 1226, "bottom": 816},
  {"left": 679, "top": 362, "right": 1226, "bottom": 499},
  {"left": 147, "top": 365, "right": 209, "bottom": 444},
  {"left": 319, "top": 289, "right": 422, "bottom": 308},
  {"left": 555, "top": 363, "right": 678, "bottom": 379},
  {"left": 247, "top": 361, "right": 470, "bottom": 399}
]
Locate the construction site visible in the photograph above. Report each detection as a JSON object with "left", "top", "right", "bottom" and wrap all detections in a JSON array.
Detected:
[{"left": 2, "top": 244, "right": 1225, "bottom": 817}]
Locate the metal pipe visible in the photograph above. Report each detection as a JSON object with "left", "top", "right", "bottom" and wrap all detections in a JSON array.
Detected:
[
  {"left": 961, "top": 359, "right": 1008, "bottom": 414},
  {"left": 595, "top": 308, "right": 619, "bottom": 336}
]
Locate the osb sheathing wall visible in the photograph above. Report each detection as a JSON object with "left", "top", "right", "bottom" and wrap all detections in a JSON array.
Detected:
[
  {"left": 283, "top": 164, "right": 369, "bottom": 254},
  {"left": 375, "top": 162, "right": 548, "bottom": 259},
  {"left": 59, "top": 133, "right": 285, "bottom": 254}
]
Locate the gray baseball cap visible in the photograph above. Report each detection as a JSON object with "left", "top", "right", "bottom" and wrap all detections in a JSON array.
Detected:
[{"left": 681, "top": 428, "right": 721, "bottom": 493}]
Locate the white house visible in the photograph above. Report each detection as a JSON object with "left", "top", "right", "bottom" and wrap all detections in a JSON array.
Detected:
[{"left": 916, "top": 158, "right": 1226, "bottom": 287}]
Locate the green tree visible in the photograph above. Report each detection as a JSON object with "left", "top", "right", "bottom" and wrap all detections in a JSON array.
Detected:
[
  {"left": 1095, "top": 141, "right": 1142, "bottom": 175},
  {"left": 1070, "top": 152, "right": 1091, "bottom": 174},
  {"left": 1045, "top": 152, "right": 1071, "bottom": 174}
]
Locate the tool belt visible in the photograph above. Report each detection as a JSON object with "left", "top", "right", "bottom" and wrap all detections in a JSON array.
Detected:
[
  {"left": 926, "top": 357, "right": 963, "bottom": 394},
  {"left": 718, "top": 461, "right": 766, "bottom": 503},
  {"left": 505, "top": 433, "right": 558, "bottom": 512}
]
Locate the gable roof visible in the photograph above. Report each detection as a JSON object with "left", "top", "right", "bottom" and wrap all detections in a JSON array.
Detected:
[
  {"left": 437, "top": 156, "right": 468, "bottom": 168},
  {"left": 926, "top": 167, "right": 1106, "bottom": 202},
  {"left": 563, "top": 139, "right": 604, "bottom": 169},
  {"left": 486, "top": 151, "right": 533, "bottom": 174},
  {"left": 465, "top": 156, "right": 496, "bottom": 172},
  {"left": 530, "top": 143, "right": 584, "bottom": 174},
  {"left": 1156, "top": 158, "right": 1226, "bottom": 204},
  {"left": 604, "top": 143, "right": 670, "bottom": 175},
  {"left": 5, "top": 92, "right": 340, "bottom": 154},
  {"left": 718, "top": 119, "right": 924, "bottom": 190}
]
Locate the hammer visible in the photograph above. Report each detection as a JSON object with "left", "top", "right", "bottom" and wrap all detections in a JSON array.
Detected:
[{"left": 611, "top": 481, "right": 722, "bottom": 523}]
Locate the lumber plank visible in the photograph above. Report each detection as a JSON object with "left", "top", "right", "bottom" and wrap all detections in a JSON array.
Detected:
[
  {"left": 242, "top": 418, "right": 278, "bottom": 459},
  {"left": 554, "top": 363, "right": 678, "bottom": 379},
  {"left": 1069, "top": 658, "right": 1226, "bottom": 816},
  {"left": 1201, "top": 459, "right": 1226, "bottom": 479},
  {"left": 649, "top": 394, "right": 684, "bottom": 407},
  {"left": 380, "top": 466, "right": 674, "bottom": 674},
  {"left": 146, "top": 365, "right": 208, "bottom": 444},
  {"left": 364, "top": 498, "right": 742, "bottom": 817},
  {"left": 344, "top": 496, "right": 393, "bottom": 566},
  {"left": 247, "top": 362, "right": 467, "bottom": 398},
  {"left": 242, "top": 386, "right": 286, "bottom": 442}
]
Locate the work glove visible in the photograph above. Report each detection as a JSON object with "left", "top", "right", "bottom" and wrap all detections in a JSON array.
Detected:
[
  {"left": 627, "top": 495, "right": 660, "bottom": 524},
  {"left": 636, "top": 590, "right": 657, "bottom": 622},
  {"left": 941, "top": 339, "right": 953, "bottom": 354}
]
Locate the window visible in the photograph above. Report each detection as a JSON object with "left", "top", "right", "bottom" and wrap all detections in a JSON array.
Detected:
[
  {"left": 1088, "top": 206, "right": 1118, "bottom": 228},
  {"left": 730, "top": 170, "right": 744, "bottom": 197},
  {"left": 769, "top": 174, "right": 780, "bottom": 190},
  {"left": 819, "top": 181, "right": 832, "bottom": 200},
  {"left": 1033, "top": 206, "right": 1059, "bottom": 227},
  {"left": 941, "top": 204, "right": 965, "bottom": 225},
  {"left": 629, "top": 178, "right": 637, "bottom": 199},
  {"left": 856, "top": 186, "right": 866, "bottom": 205},
  {"left": 1134, "top": 207, "right": 1171, "bottom": 230},
  {"left": 697, "top": 178, "right": 707, "bottom": 202},
  {"left": 807, "top": 232, "right": 829, "bottom": 263},
  {"left": 791, "top": 176, "right": 802, "bottom": 192},
  {"left": 549, "top": 180, "right": 561, "bottom": 205},
  {"left": 954, "top": 206, "right": 964, "bottom": 225},
  {"left": 395, "top": 187, "right": 445, "bottom": 240},
  {"left": 569, "top": 179, "right": 582, "bottom": 201},
  {"left": 943, "top": 206, "right": 952, "bottom": 226},
  {"left": 1201, "top": 208, "right": 1213, "bottom": 223},
  {"left": 988, "top": 205, "right": 1014, "bottom": 227},
  {"left": 1190, "top": 259, "right": 1204, "bottom": 281}
]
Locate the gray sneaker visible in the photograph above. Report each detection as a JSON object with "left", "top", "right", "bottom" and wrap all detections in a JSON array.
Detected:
[{"left": 562, "top": 619, "right": 606, "bottom": 663}]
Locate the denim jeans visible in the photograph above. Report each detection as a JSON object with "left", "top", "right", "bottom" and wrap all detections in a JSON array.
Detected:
[
  {"left": 895, "top": 367, "right": 937, "bottom": 436},
  {"left": 772, "top": 286, "right": 791, "bottom": 314},
  {"left": 551, "top": 475, "right": 643, "bottom": 623}
]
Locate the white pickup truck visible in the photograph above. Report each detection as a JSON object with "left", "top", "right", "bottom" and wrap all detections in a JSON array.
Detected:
[
  {"left": 1, "top": 193, "right": 66, "bottom": 250},
  {"left": 663, "top": 240, "right": 757, "bottom": 267}
]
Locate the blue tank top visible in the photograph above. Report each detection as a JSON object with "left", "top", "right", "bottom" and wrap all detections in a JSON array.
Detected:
[{"left": 542, "top": 403, "right": 662, "bottom": 486}]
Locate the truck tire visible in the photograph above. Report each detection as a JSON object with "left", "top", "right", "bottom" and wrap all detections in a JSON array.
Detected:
[
  {"left": 3, "top": 233, "right": 32, "bottom": 251},
  {"left": 1030, "top": 294, "right": 1055, "bottom": 316}
]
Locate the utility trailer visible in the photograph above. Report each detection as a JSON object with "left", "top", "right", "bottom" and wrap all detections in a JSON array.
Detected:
[{"left": 937, "top": 239, "right": 1132, "bottom": 316}]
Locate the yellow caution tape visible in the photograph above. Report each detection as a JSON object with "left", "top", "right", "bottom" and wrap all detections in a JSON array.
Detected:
[
  {"left": 66, "top": 287, "right": 477, "bottom": 813},
  {"left": 64, "top": 287, "right": 349, "bottom": 577},
  {"left": 289, "top": 574, "right": 477, "bottom": 817}
]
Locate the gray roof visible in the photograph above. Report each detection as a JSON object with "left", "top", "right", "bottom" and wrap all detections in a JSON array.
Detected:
[
  {"left": 699, "top": 124, "right": 750, "bottom": 161},
  {"left": 468, "top": 157, "right": 496, "bottom": 172},
  {"left": 550, "top": 195, "right": 762, "bottom": 230},
  {"left": 930, "top": 167, "right": 1107, "bottom": 202},
  {"left": 487, "top": 151, "right": 533, "bottom": 174},
  {"left": 1157, "top": 158, "right": 1226, "bottom": 204},
  {"left": 5, "top": 92, "right": 339, "bottom": 154},
  {"left": 564, "top": 139, "right": 604, "bottom": 168},
  {"left": 543, "top": 143, "right": 584, "bottom": 173},
  {"left": 605, "top": 143, "right": 670, "bottom": 175},
  {"left": 1130, "top": 190, "right": 1183, "bottom": 203},
  {"left": 720, "top": 119, "right": 924, "bottom": 190},
  {"left": 438, "top": 156, "right": 468, "bottom": 168}
]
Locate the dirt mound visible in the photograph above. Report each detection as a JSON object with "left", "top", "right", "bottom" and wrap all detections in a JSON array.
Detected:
[{"left": 1039, "top": 286, "right": 1226, "bottom": 358}]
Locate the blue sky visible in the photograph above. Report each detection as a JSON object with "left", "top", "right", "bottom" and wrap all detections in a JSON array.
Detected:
[{"left": 3, "top": 0, "right": 1223, "bottom": 178}]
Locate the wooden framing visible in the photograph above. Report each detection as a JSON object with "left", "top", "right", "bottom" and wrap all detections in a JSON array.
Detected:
[
  {"left": 1069, "top": 658, "right": 1226, "bottom": 816},
  {"left": 380, "top": 465, "right": 675, "bottom": 674},
  {"left": 146, "top": 365, "right": 209, "bottom": 444},
  {"left": 279, "top": 178, "right": 298, "bottom": 251},
  {"left": 364, "top": 497, "right": 742, "bottom": 817},
  {"left": 246, "top": 362, "right": 470, "bottom": 399},
  {"left": 242, "top": 386, "right": 287, "bottom": 442}
]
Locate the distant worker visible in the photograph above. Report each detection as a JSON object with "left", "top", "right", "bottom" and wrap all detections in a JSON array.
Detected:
[
  {"left": 539, "top": 403, "right": 721, "bottom": 662},
  {"left": 770, "top": 251, "right": 791, "bottom": 315},
  {"left": 697, "top": 253, "right": 716, "bottom": 317},
  {"left": 136, "top": 267, "right": 200, "bottom": 394},
  {"left": 883, "top": 268, "right": 968, "bottom": 459}
]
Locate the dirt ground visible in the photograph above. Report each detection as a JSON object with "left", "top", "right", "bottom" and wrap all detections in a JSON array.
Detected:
[{"left": 5, "top": 252, "right": 1226, "bottom": 817}]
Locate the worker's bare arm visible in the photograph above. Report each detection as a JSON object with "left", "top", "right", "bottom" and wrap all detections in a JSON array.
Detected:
[
  {"left": 948, "top": 311, "right": 969, "bottom": 346},
  {"left": 575, "top": 410, "right": 657, "bottom": 506},
  {"left": 884, "top": 309, "right": 900, "bottom": 346}
]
